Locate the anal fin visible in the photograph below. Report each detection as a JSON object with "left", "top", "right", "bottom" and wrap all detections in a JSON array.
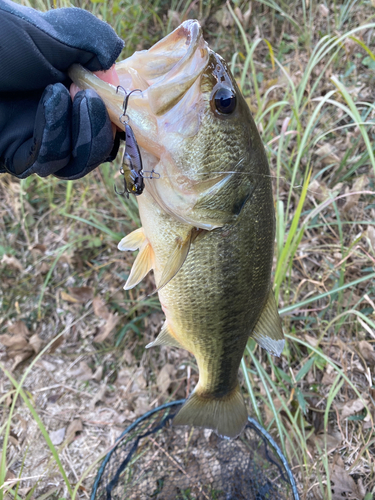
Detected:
[
  {"left": 173, "top": 384, "right": 248, "bottom": 439},
  {"left": 124, "top": 241, "right": 153, "bottom": 290},
  {"left": 145, "top": 322, "right": 185, "bottom": 350},
  {"left": 251, "top": 290, "right": 285, "bottom": 357},
  {"left": 118, "top": 227, "right": 146, "bottom": 251}
]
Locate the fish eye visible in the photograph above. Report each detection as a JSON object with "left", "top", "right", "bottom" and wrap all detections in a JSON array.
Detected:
[{"left": 213, "top": 87, "right": 236, "bottom": 115}]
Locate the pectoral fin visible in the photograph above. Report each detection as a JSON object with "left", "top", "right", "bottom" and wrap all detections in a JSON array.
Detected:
[
  {"left": 145, "top": 322, "right": 185, "bottom": 350},
  {"left": 251, "top": 290, "right": 285, "bottom": 357},
  {"left": 151, "top": 228, "right": 196, "bottom": 294},
  {"left": 124, "top": 241, "right": 153, "bottom": 290},
  {"left": 118, "top": 227, "right": 146, "bottom": 251}
]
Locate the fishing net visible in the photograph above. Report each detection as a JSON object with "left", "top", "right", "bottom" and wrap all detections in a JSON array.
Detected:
[{"left": 91, "top": 400, "right": 300, "bottom": 500}]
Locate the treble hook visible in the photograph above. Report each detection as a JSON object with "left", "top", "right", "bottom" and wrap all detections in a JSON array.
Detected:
[{"left": 116, "top": 86, "right": 142, "bottom": 125}]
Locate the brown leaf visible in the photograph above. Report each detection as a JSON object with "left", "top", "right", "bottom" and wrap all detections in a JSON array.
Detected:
[
  {"left": 343, "top": 175, "right": 368, "bottom": 213},
  {"left": 157, "top": 364, "right": 175, "bottom": 393},
  {"left": 65, "top": 419, "right": 83, "bottom": 445},
  {"left": 358, "top": 340, "right": 375, "bottom": 364},
  {"left": 92, "top": 365, "right": 103, "bottom": 382},
  {"left": 31, "top": 243, "right": 46, "bottom": 254},
  {"left": 312, "top": 431, "right": 341, "bottom": 451},
  {"left": 318, "top": 4, "right": 329, "bottom": 17},
  {"left": 11, "top": 350, "right": 33, "bottom": 370},
  {"left": 330, "top": 462, "right": 364, "bottom": 499},
  {"left": 0, "top": 334, "right": 29, "bottom": 349},
  {"left": 94, "top": 313, "right": 119, "bottom": 342},
  {"left": 68, "top": 286, "right": 93, "bottom": 303},
  {"left": 8, "top": 321, "right": 30, "bottom": 337},
  {"left": 93, "top": 296, "right": 110, "bottom": 320},
  {"left": 322, "top": 365, "right": 336, "bottom": 385},
  {"left": 1, "top": 254, "right": 24, "bottom": 272},
  {"left": 29, "top": 334, "right": 42, "bottom": 354},
  {"left": 48, "top": 334, "right": 64, "bottom": 354},
  {"left": 89, "top": 384, "right": 107, "bottom": 409},
  {"left": 341, "top": 398, "right": 367, "bottom": 419},
  {"left": 134, "top": 395, "right": 150, "bottom": 416},
  {"left": 304, "top": 334, "right": 319, "bottom": 347},
  {"left": 315, "top": 143, "right": 339, "bottom": 164},
  {"left": 69, "top": 361, "right": 93, "bottom": 381},
  {"left": 122, "top": 349, "right": 135, "bottom": 366}
]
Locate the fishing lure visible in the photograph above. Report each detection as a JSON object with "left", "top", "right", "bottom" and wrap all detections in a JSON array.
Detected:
[
  {"left": 115, "top": 87, "right": 145, "bottom": 197},
  {"left": 115, "top": 87, "right": 161, "bottom": 198}
]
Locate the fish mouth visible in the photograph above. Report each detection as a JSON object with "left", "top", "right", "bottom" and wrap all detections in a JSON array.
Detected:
[
  {"left": 69, "top": 20, "right": 209, "bottom": 152},
  {"left": 123, "top": 20, "right": 209, "bottom": 117}
]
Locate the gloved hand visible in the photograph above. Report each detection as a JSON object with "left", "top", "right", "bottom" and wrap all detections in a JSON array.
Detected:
[{"left": 0, "top": 0, "right": 124, "bottom": 179}]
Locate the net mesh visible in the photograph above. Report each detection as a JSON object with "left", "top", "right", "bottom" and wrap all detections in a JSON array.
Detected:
[{"left": 91, "top": 400, "right": 299, "bottom": 500}]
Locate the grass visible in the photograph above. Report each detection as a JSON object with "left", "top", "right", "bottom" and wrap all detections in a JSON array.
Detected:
[{"left": 1, "top": 0, "right": 375, "bottom": 498}]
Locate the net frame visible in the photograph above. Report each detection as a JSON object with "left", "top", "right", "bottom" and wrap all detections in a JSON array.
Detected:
[{"left": 91, "top": 400, "right": 300, "bottom": 500}]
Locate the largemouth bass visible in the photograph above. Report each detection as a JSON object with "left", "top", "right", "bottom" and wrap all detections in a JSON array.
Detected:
[{"left": 69, "top": 20, "right": 284, "bottom": 439}]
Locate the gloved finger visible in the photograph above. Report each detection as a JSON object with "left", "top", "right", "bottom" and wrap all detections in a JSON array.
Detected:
[
  {"left": 11, "top": 83, "right": 72, "bottom": 177},
  {"left": 53, "top": 88, "right": 117, "bottom": 180},
  {"left": 0, "top": 1, "right": 124, "bottom": 92}
]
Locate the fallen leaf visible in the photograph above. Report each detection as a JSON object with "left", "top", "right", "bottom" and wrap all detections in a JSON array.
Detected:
[
  {"left": 65, "top": 419, "right": 83, "bottom": 445},
  {"left": 157, "top": 364, "right": 176, "bottom": 393},
  {"left": 93, "top": 296, "right": 110, "bottom": 319},
  {"left": 11, "top": 351, "right": 33, "bottom": 370},
  {"left": 90, "top": 384, "right": 107, "bottom": 409},
  {"left": 94, "top": 313, "right": 119, "bottom": 342},
  {"left": 312, "top": 431, "right": 341, "bottom": 451},
  {"left": 29, "top": 334, "right": 42, "bottom": 354},
  {"left": 322, "top": 364, "right": 336, "bottom": 385},
  {"left": 0, "top": 334, "right": 29, "bottom": 349},
  {"left": 49, "top": 427, "right": 66, "bottom": 445},
  {"left": 1, "top": 254, "right": 24, "bottom": 272},
  {"left": 341, "top": 398, "right": 367, "bottom": 419},
  {"left": 68, "top": 286, "right": 93, "bottom": 303},
  {"left": 330, "top": 461, "right": 364, "bottom": 499},
  {"left": 134, "top": 395, "right": 149, "bottom": 416},
  {"left": 92, "top": 365, "right": 103, "bottom": 382},
  {"left": 358, "top": 340, "right": 375, "bottom": 364},
  {"left": 8, "top": 321, "right": 30, "bottom": 337},
  {"left": 69, "top": 361, "right": 92, "bottom": 381},
  {"left": 343, "top": 175, "right": 368, "bottom": 213},
  {"left": 319, "top": 4, "right": 329, "bottom": 17},
  {"left": 48, "top": 334, "right": 64, "bottom": 354},
  {"left": 315, "top": 143, "right": 339, "bottom": 164},
  {"left": 31, "top": 243, "right": 46, "bottom": 254},
  {"left": 305, "top": 334, "right": 319, "bottom": 347}
]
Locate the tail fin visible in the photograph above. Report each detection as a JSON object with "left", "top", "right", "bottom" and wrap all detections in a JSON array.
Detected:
[{"left": 173, "top": 385, "right": 248, "bottom": 439}]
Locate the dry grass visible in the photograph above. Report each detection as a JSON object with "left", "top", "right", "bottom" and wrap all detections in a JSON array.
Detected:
[{"left": 1, "top": 0, "right": 375, "bottom": 499}]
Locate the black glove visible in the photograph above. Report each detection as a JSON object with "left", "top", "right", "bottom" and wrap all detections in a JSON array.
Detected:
[{"left": 0, "top": 0, "right": 124, "bottom": 179}]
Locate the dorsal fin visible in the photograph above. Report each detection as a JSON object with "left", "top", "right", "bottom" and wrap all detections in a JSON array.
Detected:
[
  {"left": 124, "top": 241, "right": 153, "bottom": 290},
  {"left": 118, "top": 227, "right": 146, "bottom": 251},
  {"left": 251, "top": 290, "right": 285, "bottom": 357},
  {"left": 146, "top": 322, "right": 185, "bottom": 350}
]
